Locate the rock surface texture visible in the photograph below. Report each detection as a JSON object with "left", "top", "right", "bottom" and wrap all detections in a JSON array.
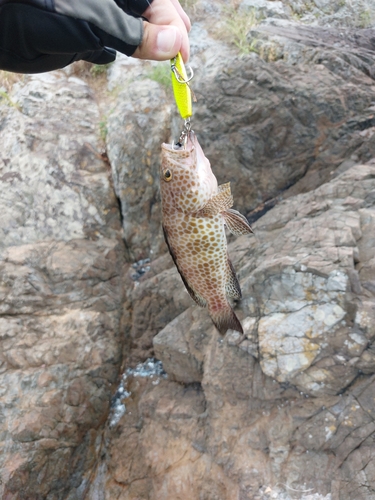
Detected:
[
  {"left": 99, "top": 163, "right": 375, "bottom": 500},
  {"left": 105, "top": 1, "right": 375, "bottom": 259},
  {"left": 0, "top": 72, "right": 126, "bottom": 498},
  {"left": 1, "top": 0, "right": 375, "bottom": 499}
]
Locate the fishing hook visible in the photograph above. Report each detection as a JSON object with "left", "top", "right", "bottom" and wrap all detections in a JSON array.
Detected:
[
  {"left": 170, "top": 59, "right": 194, "bottom": 84},
  {"left": 172, "top": 118, "right": 192, "bottom": 150}
]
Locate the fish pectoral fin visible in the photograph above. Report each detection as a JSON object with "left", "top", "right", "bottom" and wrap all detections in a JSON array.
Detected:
[
  {"left": 163, "top": 225, "right": 207, "bottom": 308},
  {"left": 195, "top": 183, "right": 233, "bottom": 217},
  {"left": 223, "top": 209, "right": 253, "bottom": 235},
  {"left": 226, "top": 258, "right": 242, "bottom": 300}
]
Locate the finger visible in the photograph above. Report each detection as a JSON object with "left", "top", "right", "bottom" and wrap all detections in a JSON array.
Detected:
[
  {"left": 141, "top": 0, "right": 190, "bottom": 61},
  {"left": 169, "top": 0, "right": 191, "bottom": 33},
  {"left": 133, "top": 23, "right": 186, "bottom": 61}
]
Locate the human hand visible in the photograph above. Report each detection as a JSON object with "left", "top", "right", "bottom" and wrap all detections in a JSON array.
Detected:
[
  {"left": 132, "top": 0, "right": 191, "bottom": 62},
  {"left": 0, "top": 0, "right": 191, "bottom": 74}
]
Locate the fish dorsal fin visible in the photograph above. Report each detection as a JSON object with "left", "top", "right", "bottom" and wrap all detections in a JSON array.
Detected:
[
  {"left": 223, "top": 209, "right": 253, "bottom": 235},
  {"left": 195, "top": 182, "right": 233, "bottom": 217},
  {"left": 218, "top": 182, "right": 231, "bottom": 194},
  {"left": 162, "top": 225, "right": 207, "bottom": 308},
  {"left": 226, "top": 258, "right": 242, "bottom": 300}
]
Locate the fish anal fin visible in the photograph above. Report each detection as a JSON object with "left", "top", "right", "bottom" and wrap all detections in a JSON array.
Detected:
[
  {"left": 163, "top": 225, "right": 207, "bottom": 308},
  {"left": 208, "top": 302, "right": 243, "bottom": 335},
  {"left": 226, "top": 258, "right": 242, "bottom": 300},
  {"left": 195, "top": 183, "right": 233, "bottom": 217},
  {"left": 223, "top": 209, "right": 253, "bottom": 235}
]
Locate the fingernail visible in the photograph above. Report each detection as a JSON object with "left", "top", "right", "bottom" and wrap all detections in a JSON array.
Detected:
[{"left": 157, "top": 28, "right": 177, "bottom": 54}]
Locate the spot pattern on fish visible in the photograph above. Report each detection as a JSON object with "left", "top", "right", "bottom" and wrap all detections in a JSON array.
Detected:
[{"left": 160, "top": 132, "right": 253, "bottom": 335}]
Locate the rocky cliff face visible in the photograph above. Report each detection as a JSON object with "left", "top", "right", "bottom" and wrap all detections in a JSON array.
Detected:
[
  {"left": 98, "top": 163, "right": 375, "bottom": 500},
  {"left": 1, "top": 1, "right": 375, "bottom": 499},
  {"left": 0, "top": 72, "right": 126, "bottom": 498}
]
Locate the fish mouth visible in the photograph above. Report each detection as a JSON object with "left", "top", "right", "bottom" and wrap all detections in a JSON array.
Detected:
[{"left": 185, "top": 130, "right": 197, "bottom": 150}]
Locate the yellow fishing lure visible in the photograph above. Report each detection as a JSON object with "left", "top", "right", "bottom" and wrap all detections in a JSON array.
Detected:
[{"left": 170, "top": 52, "right": 192, "bottom": 120}]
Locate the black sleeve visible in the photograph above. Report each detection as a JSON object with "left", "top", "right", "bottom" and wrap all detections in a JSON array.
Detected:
[
  {"left": 0, "top": 0, "right": 153, "bottom": 74},
  {"left": 114, "top": 0, "right": 154, "bottom": 16}
]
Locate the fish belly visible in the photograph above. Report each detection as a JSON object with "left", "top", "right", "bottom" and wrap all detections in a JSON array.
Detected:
[
  {"left": 164, "top": 211, "right": 243, "bottom": 335},
  {"left": 166, "top": 212, "right": 228, "bottom": 304}
]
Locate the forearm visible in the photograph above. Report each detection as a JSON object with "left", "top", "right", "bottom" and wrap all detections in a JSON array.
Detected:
[
  {"left": 0, "top": 0, "right": 147, "bottom": 73},
  {"left": 0, "top": 0, "right": 190, "bottom": 74}
]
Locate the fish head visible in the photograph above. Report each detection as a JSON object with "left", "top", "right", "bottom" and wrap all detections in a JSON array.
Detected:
[{"left": 160, "top": 131, "right": 218, "bottom": 214}]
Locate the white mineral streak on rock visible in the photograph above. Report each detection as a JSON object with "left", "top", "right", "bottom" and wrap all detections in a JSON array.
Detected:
[
  {"left": 258, "top": 268, "right": 347, "bottom": 382},
  {"left": 109, "top": 358, "right": 166, "bottom": 427}
]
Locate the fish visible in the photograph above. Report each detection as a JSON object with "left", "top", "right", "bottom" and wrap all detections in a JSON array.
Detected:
[{"left": 159, "top": 130, "right": 253, "bottom": 335}]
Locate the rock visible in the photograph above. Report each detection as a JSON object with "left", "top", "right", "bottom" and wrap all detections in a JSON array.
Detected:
[
  {"left": 192, "top": 34, "right": 375, "bottom": 219},
  {"left": 3, "top": 0, "right": 375, "bottom": 497},
  {"left": 282, "top": 0, "right": 375, "bottom": 27},
  {"left": 106, "top": 75, "right": 172, "bottom": 261},
  {"left": 104, "top": 12, "right": 375, "bottom": 260},
  {"left": 0, "top": 73, "right": 120, "bottom": 247},
  {"left": 120, "top": 254, "right": 193, "bottom": 365},
  {"left": 94, "top": 163, "right": 375, "bottom": 499},
  {"left": 0, "top": 72, "right": 125, "bottom": 498},
  {"left": 239, "top": 0, "right": 287, "bottom": 18},
  {"left": 153, "top": 307, "right": 213, "bottom": 383}
]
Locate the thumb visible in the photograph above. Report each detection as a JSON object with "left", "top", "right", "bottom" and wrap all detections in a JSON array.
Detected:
[{"left": 132, "top": 24, "right": 186, "bottom": 61}]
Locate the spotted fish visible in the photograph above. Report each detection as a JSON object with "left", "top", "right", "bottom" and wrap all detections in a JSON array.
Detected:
[{"left": 160, "top": 131, "right": 253, "bottom": 335}]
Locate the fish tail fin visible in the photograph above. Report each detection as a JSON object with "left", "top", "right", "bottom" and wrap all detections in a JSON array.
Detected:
[{"left": 208, "top": 302, "right": 243, "bottom": 335}]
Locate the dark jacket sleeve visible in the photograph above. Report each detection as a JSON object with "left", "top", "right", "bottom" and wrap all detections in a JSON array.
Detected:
[{"left": 0, "top": 0, "right": 153, "bottom": 74}]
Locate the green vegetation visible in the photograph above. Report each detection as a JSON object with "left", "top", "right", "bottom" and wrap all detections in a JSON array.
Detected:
[
  {"left": 259, "top": 41, "right": 283, "bottom": 62},
  {"left": 145, "top": 63, "right": 172, "bottom": 92},
  {"left": 226, "top": 6, "right": 259, "bottom": 54},
  {"left": 99, "top": 116, "right": 108, "bottom": 142},
  {"left": 90, "top": 63, "right": 112, "bottom": 77},
  {"left": 288, "top": 0, "right": 316, "bottom": 21},
  {"left": 358, "top": 9, "right": 372, "bottom": 27},
  {"left": 0, "top": 90, "right": 21, "bottom": 110},
  {"left": 213, "top": 5, "right": 264, "bottom": 56}
]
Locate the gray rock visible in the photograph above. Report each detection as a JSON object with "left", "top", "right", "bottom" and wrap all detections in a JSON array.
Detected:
[
  {"left": 154, "top": 307, "right": 212, "bottom": 383},
  {"left": 283, "top": 0, "right": 375, "bottom": 27},
  {"left": 0, "top": 72, "right": 125, "bottom": 499},
  {"left": 3, "top": 0, "right": 375, "bottom": 498},
  {"left": 0, "top": 73, "right": 119, "bottom": 248},
  {"left": 106, "top": 78, "right": 171, "bottom": 261},
  {"left": 98, "top": 163, "right": 375, "bottom": 499},
  {"left": 239, "top": 0, "right": 287, "bottom": 18},
  {"left": 103, "top": 10, "right": 375, "bottom": 260}
]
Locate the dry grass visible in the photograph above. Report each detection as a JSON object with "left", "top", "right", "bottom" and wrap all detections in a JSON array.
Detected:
[
  {"left": 211, "top": 3, "right": 263, "bottom": 55},
  {"left": 67, "top": 60, "right": 116, "bottom": 121},
  {"left": 69, "top": 61, "right": 109, "bottom": 86},
  {"left": 179, "top": 0, "right": 199, "bottom": 17},
  {"left": 0, "top": 70, "right": 25, "bottom": 92}
]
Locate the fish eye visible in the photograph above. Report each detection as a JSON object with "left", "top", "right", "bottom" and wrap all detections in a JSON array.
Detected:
[{"left": 163, "top": 169, "right": 173, "bottom": 182}]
